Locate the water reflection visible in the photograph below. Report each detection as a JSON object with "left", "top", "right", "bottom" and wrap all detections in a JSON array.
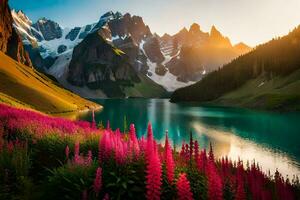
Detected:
[
  {"left": 192, "top": 121, "right": 300, "bottom": 177},
  {"left": 64, "top": 99, "right": 300, "bottom": 177}
]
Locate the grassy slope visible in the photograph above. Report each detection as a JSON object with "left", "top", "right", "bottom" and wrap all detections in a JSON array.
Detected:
[
  {"left": 215, "top": 69, "right": 300, "bottom": 111},
  {"left": 0, "top": 52, "right": 101, "bottom": 113},
  {"left": 124, "top": 74, "right": 170, "bottom": 98}
]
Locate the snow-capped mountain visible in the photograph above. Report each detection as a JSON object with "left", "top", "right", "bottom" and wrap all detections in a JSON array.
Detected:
[
  {"left": 11, "top": 10, "right": 251, "bottom": 97},
  {"left": 12, "top": 10, "right": 96, "bottom": 58}
]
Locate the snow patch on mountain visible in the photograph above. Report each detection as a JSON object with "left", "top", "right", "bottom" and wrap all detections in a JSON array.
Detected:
[
  {"left": 140, "top": 40, "right": 194, "bottom": 91},
  {"left": 48, "top": 50, "right": 73, "bottom": 78},
  {"left": 37, "top": 26, "right": 89, "bottom": 58}
]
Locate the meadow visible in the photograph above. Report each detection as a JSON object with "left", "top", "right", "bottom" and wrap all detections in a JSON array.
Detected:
[{"left": 0, "top": 103, "right": 299, "bottom": 200}]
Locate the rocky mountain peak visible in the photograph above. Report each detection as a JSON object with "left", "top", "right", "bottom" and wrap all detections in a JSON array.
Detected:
[
  {"left": 209, "top": 25, "right": 232, "bottom": 47},
  {"left": 210, "top": 25, "right": 222, "bottom": 37},
  {"left": 189, "top": 23, "right": 201, "bottom": 34},
  {"left": 179, "top": 27, "right": 189, "bottom": 34},
  {"left": 107, "top": 12, "right": 152, "bottom": 43},
  {"left": 100, "top": 11, "right": 122, "bottom": 21},
  {"left": 234, "top": 42, "right": 252, "bottom": 54},
  {"left": 37, "top": 17, "right": 48, "bottom": 24},
  {"left": 33, "top": 17, "right": 62, "bottom": 41},
  {"left": 12, "top": 9, "right": 32, "bottom": 25}
]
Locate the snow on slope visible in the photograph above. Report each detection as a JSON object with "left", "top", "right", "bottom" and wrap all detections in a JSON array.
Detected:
[
  {"left": 37, "top": 24, "right": 96, "bottom": 58},
  {"left": 140, "top": 40, "right": 194, "bottom": 92},
  {"left": 48, "top": 50, "right": 73, "bottom": 78}
]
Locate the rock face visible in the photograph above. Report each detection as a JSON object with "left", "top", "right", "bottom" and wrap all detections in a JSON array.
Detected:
[
  {"left": 0, "top": 0, "right": 31, "bottom": 66},
  {"left": 143, "top": 36, "right": 164, "bottom": 63},
  {"left": 108, "top": 13, "right": 152, "bottom": 43},
  {"left": 32, "top": 18, "right": 62, "bottom": 41},
  {"left": 0, "top": 0, "right": 13, "bottom": 52},
  {"left": 65, "top": 27, "right": 81, "bottom": 41},
  {"left": 67, "top": 30, "right": 140, "bottom": 97},
  {"left": 57, "top": 45, "right": 67, "bottom": 54}
]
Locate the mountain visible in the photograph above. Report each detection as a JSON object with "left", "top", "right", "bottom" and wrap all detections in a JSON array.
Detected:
[
  {"left": 67, "top": 30, "right": 139, "bottom": 97},
  {"left": 0, "top": 1, "right": 31, "bottom": 66},
  {"left": 234, "top": 42, "right": 252, "bottom": 54},
  {"left": 12, "top": 10, "right": 251, "bottom": 96},
  {"left": 171, "top": 26, "right": 300, "bottom": 111},
  {"left": 162, "top": 24, "right": 252, "bottom": 82},
  {"left": 0, "top": 1, "right": 99, "bottom": 113}
]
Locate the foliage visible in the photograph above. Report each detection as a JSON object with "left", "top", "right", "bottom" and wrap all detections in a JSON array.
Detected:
[{"left": 0, "top": 103, "right": 299, "bottom": 199}]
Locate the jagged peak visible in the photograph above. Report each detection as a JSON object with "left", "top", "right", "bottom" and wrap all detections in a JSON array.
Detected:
[
  {"left": 153, "top": 32, "right": 160, "bottom": 38},
  {"left": 234, "top": 42, "right": 251, "bottom": 48},
  {"left": 100, "top": 11, "right": 123, "bottom": 21},
  {"left": 179, "top": 27, "right": 189, "bottom": 34},
  {"left": 37, "top": 17, "right": 49, "bottom": 24},
  {"left": 161, "top": 33, "right": 171, "bottom": 39},
  {"left": 234, "top": 42, "right": 252, "bottom": 53},
  {"left": 11, "top": 9, "right": 32, "bottom": 24},
  {"left": 210, "top": 25, "right": 222, "bottom": 37},
  {"left": 189, "top": 23, "right": 201, "bottom": 33}
]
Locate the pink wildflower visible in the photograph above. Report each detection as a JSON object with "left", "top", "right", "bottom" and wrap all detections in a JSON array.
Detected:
[
  {"left": 145, "top": 147, "right": 162, "bottom": 200},
  {"left": 207, "top": 161, "right": 223, "bottom": 200},
  {"left": 74, "top": 141, "right": 80, "bottom": 164},
  {"left": 164, "top": 133, "right": 175, "bottom": 184},
  {"left": 177, "top": 173, "right": 193, "bottom": 200},
  {"left": 65, "top": 145, "right": 70, "bottom": 160},
  {"left": 93, "top": 167, "right": 102, "bottom": 196},
  {"left": 86, "top": 150, "right": 92, "bottom": 165}
]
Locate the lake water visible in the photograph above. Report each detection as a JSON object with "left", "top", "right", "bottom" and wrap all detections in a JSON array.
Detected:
[{"left": 74, "top": 98, "right": 300, "bottom": 178}]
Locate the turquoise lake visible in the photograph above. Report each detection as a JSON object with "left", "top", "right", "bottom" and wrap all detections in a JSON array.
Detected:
[{"left": 76, "top": 98, "right": 300, "bottom": 177}]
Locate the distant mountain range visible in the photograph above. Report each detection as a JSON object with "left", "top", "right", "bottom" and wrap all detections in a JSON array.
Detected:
[
  {"left": 11, "top": 10, "right": 251, "bottom": 98},
  {"left": 0, "top": 0, "right": 99, "bottom": 113},
  {"left": 171, "top": 26, "right": 300, "bottom": 111}
]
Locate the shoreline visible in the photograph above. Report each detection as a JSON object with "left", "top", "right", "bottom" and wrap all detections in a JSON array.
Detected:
[{"left": 49, "top": 104, "right": 103, "bottom": 117}]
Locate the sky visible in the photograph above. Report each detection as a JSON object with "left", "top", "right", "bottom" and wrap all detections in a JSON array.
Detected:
[{"left": 9, "top": 0, "right": 300, "bottom": 46}]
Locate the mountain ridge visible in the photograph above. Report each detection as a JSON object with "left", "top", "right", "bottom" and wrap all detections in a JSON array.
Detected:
[
  {"left": 170, "top": 26, "right": 300, "bottom": 111},
  {"left": 11, "top": 9, "right": 252, "bottom": 97}
]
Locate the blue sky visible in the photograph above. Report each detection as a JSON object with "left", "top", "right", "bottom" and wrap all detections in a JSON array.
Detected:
[{"left": 9, "top": 0, "right": 300, "bottom": 46}]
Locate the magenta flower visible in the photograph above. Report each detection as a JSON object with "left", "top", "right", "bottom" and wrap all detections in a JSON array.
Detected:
[
  {"left": 86, "top": 150, "right": 92, "bottom": 165},
  {"left": 93, "top": 167, "right": 102, "bottom": 196},
  {"left": 164, "top": 133, "right": 175, "bottom": 184},
  {"left": 74, "top": 141, "right": 80, "bottom": 164},
  {"left": 176, "top": 173, "right": 193, "bottom": 200},
  {"left": 207, "top": 161, "right": 223, "bottom": 200},
  {"left": 145, "top": 147, "right": 162, "bottom": 200},
  {"left": 65, "top": 145, "right": 70, "bottom": 160}
]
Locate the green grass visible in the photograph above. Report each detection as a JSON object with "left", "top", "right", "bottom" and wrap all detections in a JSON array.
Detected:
[
  {"left": 124, "top": 74, "right": 169, "bottom": 98},
  {"left": 0, "top": 52, "right": 101, "bottom": 114},
  {"left": 216, "top": 69, "right": 300, "bottom": 111}
]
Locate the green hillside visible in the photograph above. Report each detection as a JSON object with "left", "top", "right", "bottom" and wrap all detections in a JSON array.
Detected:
[
  {"left": 124, "top": 74, "right": 169, "bottom": 98},
  {"left": 171, "top": 26, "right": 300, "bottom": 111},
  {"left": 0, "top": 52, "right": 100, "bottom": 113},
  {"left": 215, "top": 69, "right": 300, "bottom": 111}
]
